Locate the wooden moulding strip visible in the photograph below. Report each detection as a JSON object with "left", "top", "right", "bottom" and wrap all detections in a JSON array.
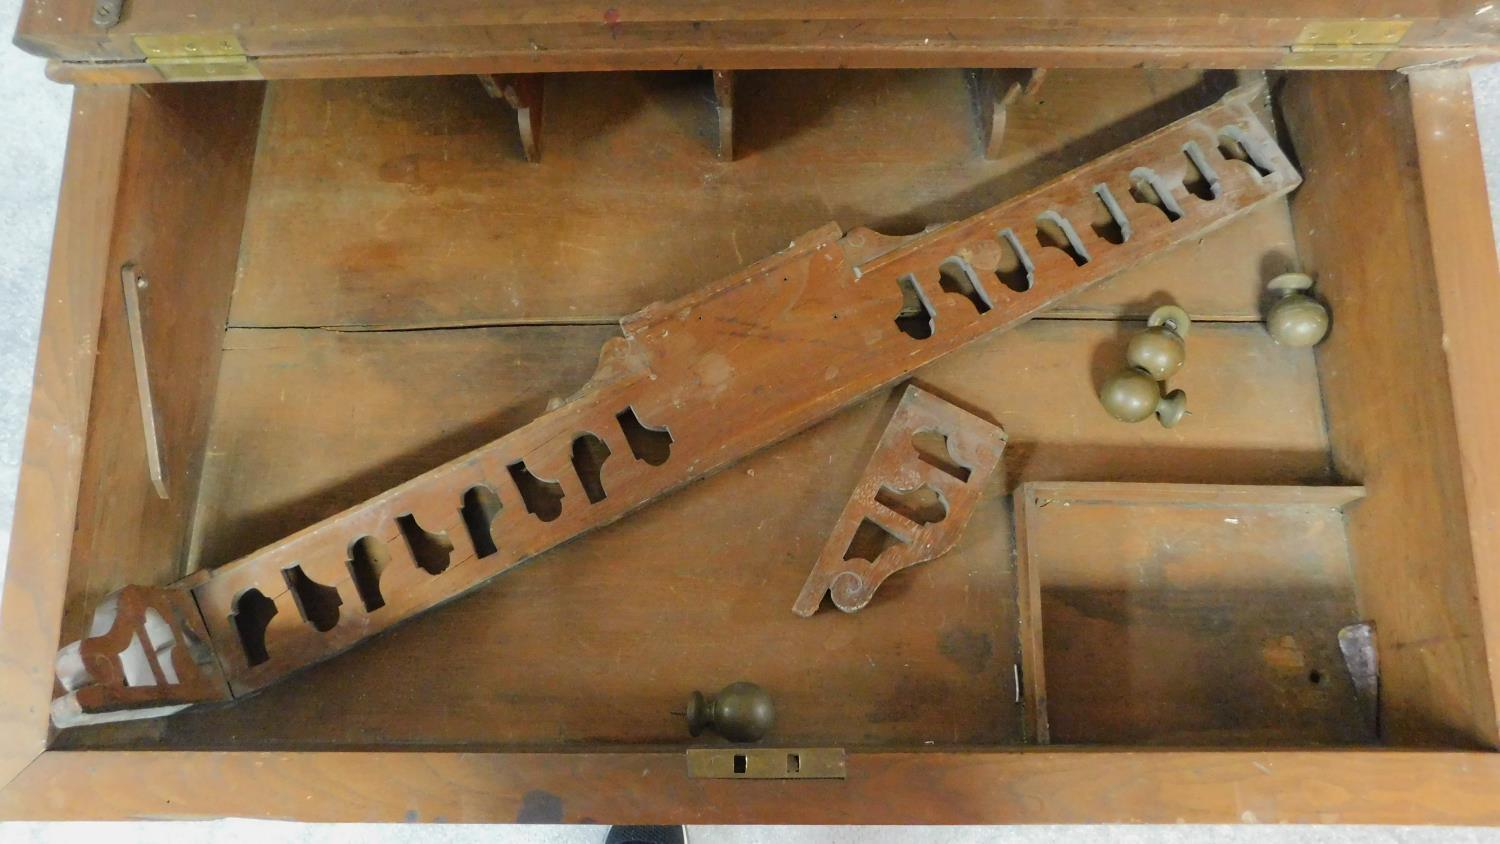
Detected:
[{"left": 55, "top": 86, "right": 1301, "bottom": 721}]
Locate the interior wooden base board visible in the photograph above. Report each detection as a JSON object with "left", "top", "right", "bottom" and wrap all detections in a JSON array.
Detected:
[
  {"left": 793, "top": 384, "right": 1006, "bottom": 616},
  {"left": 51, "top": 85, "right": 1300, "bottom": 727}
]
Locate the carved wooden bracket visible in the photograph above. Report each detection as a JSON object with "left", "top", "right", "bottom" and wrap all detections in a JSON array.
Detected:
[
  {"left": 51, "top": 86, "right": 1299, "bottom": 725},
  {"left": 52, "top": 586, "right": 230, "bottom": 726},
  {"left": 479, "top": 73, "right": 543, "bottom": 162},
  {"left": 975, "top": 68, "right": 1048, "bottom": 160},
  {"left": 793, "top": 385, "right": 1006, "bottom": 616}
]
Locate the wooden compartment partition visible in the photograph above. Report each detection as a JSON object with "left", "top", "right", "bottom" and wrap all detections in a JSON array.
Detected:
[{"left": 2, "top": 65, "right": 1499, "bottom": 823}]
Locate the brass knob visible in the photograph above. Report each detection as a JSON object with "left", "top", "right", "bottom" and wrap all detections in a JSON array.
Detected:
[
  {"left": 1099, "top": 368, "right": 1187, "bottom": 428},
  {"left": 1265, "top": 273, "right": 1329, "bottom": 348},
  {"left": 684, "top": 681, "right": 775, "bottom": 742},
  {"left": 1126, "top": 305, "right": 1191, "bottom": 380}
]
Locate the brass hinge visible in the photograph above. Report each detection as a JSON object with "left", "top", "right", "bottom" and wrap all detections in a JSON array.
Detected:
[
  {"left": 1282, "top": 19, "right": 1414, "bottom": 69},
  {"left": 133, "top": 33, "right": 261, "bottom": 81},
  {"left": 686, "top": 747, "right": 846, "bottom": 779}
]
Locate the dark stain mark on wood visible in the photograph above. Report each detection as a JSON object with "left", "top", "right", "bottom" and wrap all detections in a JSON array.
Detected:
[{"left": 516, "top": 789, "right": 564, "bottom": 823}]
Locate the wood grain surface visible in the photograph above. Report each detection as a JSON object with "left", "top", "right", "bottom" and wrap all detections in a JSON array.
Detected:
[
  {"left": 6, "top": 748, "right": 1500, "bottom": 824},
  {"left": 18, "top": 1, "right": 1500, "bottom": 80},
  {"left": 59, "top": 83, "right": 264, "bottom": 647},
  {"left": 49, "top": 316, "right": 1328, "bottom": 750},
  {"left": 1282, "top": 71, "right": 1500, "bottom": 750},
  {"left": 1017, "top": 481, "right": 1371, "bottom": 747},
  {"left": 230, "top": 70, "right": 1294, "bottom": 328},
  {"left": 1407, "top": 68, "right": 1500, "bottom": 753},
  {"left": 0, "top": 87, "right": 132, "bottom": 794}
]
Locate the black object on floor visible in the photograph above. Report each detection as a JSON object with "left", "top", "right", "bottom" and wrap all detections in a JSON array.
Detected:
[{"left": 605, "top": 825, "right": 687, "bottom": 844}]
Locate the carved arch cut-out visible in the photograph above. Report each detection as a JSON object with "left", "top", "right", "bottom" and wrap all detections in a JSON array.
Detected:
[
  {"left": 911, "top": 428, "right": 973, "bottom": 482},
  {"left": 347, "top": 536, "right": 390, "bottom": 612},
  {"left": 398, "top": 513, "right": 454, "bottom": 575},
  {"left": 571, "top": 434, "right": 612, "bottom": 504},
  {"left": 937, "top": 257, "right": 992, "bottom": 314},
  {"left": 894, "top": 274, "right": 936, "bottom": 339},
  {"left": 461, "top": 484, "right": 504, "bottom": 557},
  {"left": 617, "top": 406, "right": 674, "bottom": 466},
  {"left": 232, "top": 588, "right": 278, "bottom": 667},
  {"left": 283, "top": 565, "right": 342, "bottom": 633},
  {"left": 508, "top": 460, "right": 565, "bottom": 522}
]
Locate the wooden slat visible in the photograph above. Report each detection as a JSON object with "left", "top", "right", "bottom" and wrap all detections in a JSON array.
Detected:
[
  {"left": 6, "top": 748, "right": 1500, "bottom": 824},
  {"left": 1281, "top": 71, "right": 1500, "bottom": 749},
  {"left": 229, "top": 71, "right": 1291, "bottom": 329},
  {"left": 0, "top": 87, "right": 132, "bottom": 793},
  {"left": 56, "top": 316, "right": 1328, "bottom": 749},
  {"left": 1017, "top": 481, "right": 1370, "bottom": 747}
]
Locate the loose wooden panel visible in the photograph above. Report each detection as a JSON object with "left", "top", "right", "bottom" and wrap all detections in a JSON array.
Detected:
[
  {"left": 50, "top": 315, "right": 1328, "bottom": 750},
  {"left": 230, "top": 70, "right": 1293, "bottom": 329},
  {"left": 57, "top": 83, "right": 265, "bottom": 647},
  {"left": 7, "top": 748, "right": 1500, "bottom": 824},
  {"left": 1018, "top": 482, "right": 1371, "bottom": 747},
  {"left": 1282, "top": 71, "right": 1499, "bottom": 749},
  {"left": 0, "top": 87, "right": 131, "bottom": 794}
]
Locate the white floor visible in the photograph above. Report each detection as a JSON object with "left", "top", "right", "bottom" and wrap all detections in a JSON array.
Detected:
[{"left": 1, "top": 0, "right": 1498, "bottom": 839}]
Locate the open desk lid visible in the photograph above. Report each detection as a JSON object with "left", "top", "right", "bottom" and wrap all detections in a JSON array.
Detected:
[{"left": 14, "top": 0, "right": 1500, "bottom": 83}]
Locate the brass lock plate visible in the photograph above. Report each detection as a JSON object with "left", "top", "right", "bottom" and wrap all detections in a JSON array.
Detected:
[{"left": 686, "top": 747, "right": 846, "bottom": 779}]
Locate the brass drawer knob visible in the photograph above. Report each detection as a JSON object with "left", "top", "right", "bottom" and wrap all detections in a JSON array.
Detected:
[
  {"left": 1126, "top": 304, "right": 1190, "bottom": 380},
  {"left": 1100, "top": 305, "right": 1190, "bottom": 427},
  {"left": 684, "top": 681, "right": 776, "bottom": 742},
  {"left": 1099, "top": 369, "right": 1188, "bottom": 428},
  {"left": 1266, "top": 272, "right": 1330, "bottom": 347}
]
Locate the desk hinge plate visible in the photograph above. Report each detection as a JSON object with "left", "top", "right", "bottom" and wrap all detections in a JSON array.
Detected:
[
  {"left": 133, "top": 33, "right": 261, "bottom": 81},
  {"left": 1282, "top": 19, "right": 1413, "bottom": 69}
]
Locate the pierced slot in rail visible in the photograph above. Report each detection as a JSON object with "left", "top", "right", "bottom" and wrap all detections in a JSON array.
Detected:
[
  {"left": 347, "top": 536, "right": 389, "bottom": 612},
  {"left": 231, "top": 588, "right": 278, "bottom": 667},
  {"left": 460, "top": 484, "right": 504, "bottom": 557},
  {"left": 397, "top": 514, "right": 454, "bottom": 575},
  {"left": 936, "top": 257, "right": 992, "bottom": 314},
  {"left": 995, "top": 228, "right": 1036, "bottom": 293},
  {"left": 508, "top": 461, "right": 565, "bottom": 522},
  {"left": 1091, "top": 184, "right": 1132, "bottom": 244},
  {"left": 1129, "top": 167, "right": 1185, "bottom": 222},
  {"left": 1035, "top": 210, "right": 1091, "bottom": 266},
  {"left": 1218, "top": 125, "right": 1276, "bottom": 178},
  {"left": 894, "top": 273, "right": 937, "bottom": 339},
  {"left": 1182, "top": 141, "right": 1222, "bottom": 201}
]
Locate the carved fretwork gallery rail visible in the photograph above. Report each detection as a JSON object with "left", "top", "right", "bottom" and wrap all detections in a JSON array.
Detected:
[{"left": 52, "top": 87, "right": 1300, "bottom": 726}]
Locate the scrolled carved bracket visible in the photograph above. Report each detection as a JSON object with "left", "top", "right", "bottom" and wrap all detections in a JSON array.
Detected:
[
  {"left": 52, "top": 585, "right": 230, "bottom": 727},
  {"left": 793, "top": 385, "right": 1007, "bottom": 615}
]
